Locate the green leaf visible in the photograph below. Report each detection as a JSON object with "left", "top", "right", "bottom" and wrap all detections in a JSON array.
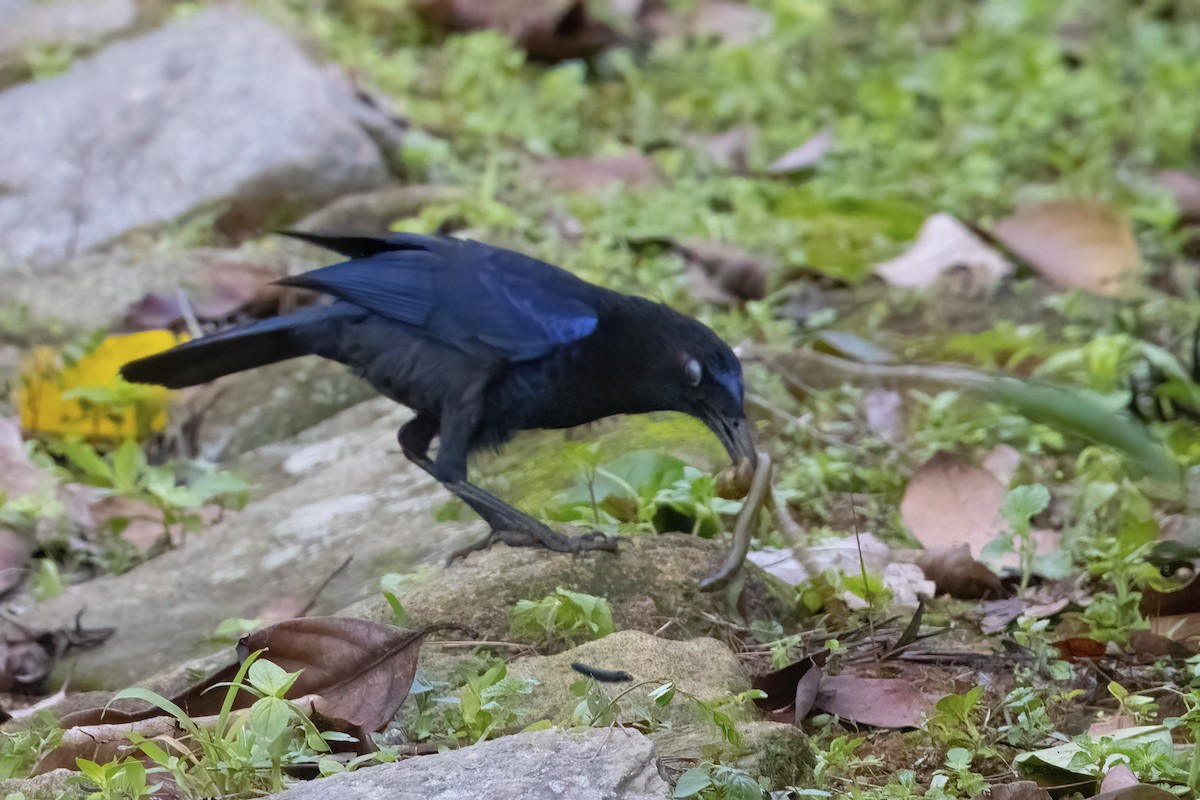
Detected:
[
  {"left": 673, "top": 768, "right": 714, "bottom": 798},
  {"left": 58, "top": 441, "right": 112, "bottom": 483},
  {"left": 1000, "top": 484, "right": 1050, "bottom": 529},
  {"left": 111, "top": 439, "right": 145, "bottom": 494},
  {"left": 248, "top": 659, "right": 300, "bottom": 697},
  {"left": 249, "top": 695, "right": 292, "bottom": 743},
  {"left": 650, "top": 682, "right": 677, "bottom": 707}
]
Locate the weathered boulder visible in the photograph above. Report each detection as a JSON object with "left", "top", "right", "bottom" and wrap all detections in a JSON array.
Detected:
[
  {"left": 342, "top": 534, "right": 798, "bottom": 646},
  {"left": 506, "top": 630, "right": 750, "bottom": 727},
  {"left": 0, "top": 6, "right": 387, "bottom": 267},
  {"left": 18, "top": 400, "right": 479, "bottom": 688},
  {"left": 0, "top": 768, "right": 82, "bottom": 800},
  {"left": 269, "top": 728, "right": 669, "bottom": 800}
]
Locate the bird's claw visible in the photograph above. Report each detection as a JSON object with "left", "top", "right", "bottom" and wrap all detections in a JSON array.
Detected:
[{"left": 446, "top": 524, "right": 617, "bottom": 564}]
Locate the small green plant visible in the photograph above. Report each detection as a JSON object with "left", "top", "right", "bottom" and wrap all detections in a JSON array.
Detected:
[
  {"left": 985, "top": 483, "right": 1051, "bottom": 591},
  {"left": 0, "top": 711, "right": 63, "bottom": 780},
  {"left": 73, "top": 757, "right": 157, "bottom": 800},
  {"left": 1108, "top": 681, "right": 1159, "bottom": 725},
  {"left": 925, "top": 686, "right": 996, "bottom": 761},
  {"left": 544, "top": 450, "right": 741, "bottom": 537},
  {"left": 573, "top": 678, "right": 758, "bottom": 750},
  {"left": 447, "top": 662, "right": 540, "bottom": 743},
  {"left": 925, "top": 748, "right": 988, "bottom": 800},
  {"left": 509, "top": 587, "right": 614, "bottom": 648},
  {"left": 812, "top": 734, "right": 881, "bottom": 787},
  {"left": 673, "top": 762, "right": 765, "bottom": 800},
  {"left": 113, "top": 651, "right": 346, "bottom": 798},
  {"left": 56, "top": 439, "right": 248, "bottom": 559},
  {"left": 998, "top": 686, "right": 1079, "bottom": 748}
]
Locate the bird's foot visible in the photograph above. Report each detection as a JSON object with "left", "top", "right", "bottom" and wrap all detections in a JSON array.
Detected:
[{"left": 446, "top": 522, "right": 617, "bottom": 564}]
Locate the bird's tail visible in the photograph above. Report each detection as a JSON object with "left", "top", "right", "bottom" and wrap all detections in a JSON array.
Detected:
[{"left": 121, "top": 306, "right": 336, "bottom": 389}]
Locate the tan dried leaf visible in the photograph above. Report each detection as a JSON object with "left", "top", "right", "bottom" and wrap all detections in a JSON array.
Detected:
[
  {"left": 991, "top": 200, "right": 1139, "bottom": 296},
  {"left": 875, "top": 213, "right": 1013, "bottom": 289}
]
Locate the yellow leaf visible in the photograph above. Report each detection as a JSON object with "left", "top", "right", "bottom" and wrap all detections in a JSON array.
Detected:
[{"left": 17, "top": 331, "right": 186, "bottom": 440}]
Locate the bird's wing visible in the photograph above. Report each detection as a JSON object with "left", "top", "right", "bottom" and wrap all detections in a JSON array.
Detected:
[{"left": 278, "top": 234, "right": 599, "bottom": 362}]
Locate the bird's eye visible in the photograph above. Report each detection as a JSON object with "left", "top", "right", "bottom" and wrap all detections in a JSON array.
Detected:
[{"left": 685, "top": 359, "right": 702, "bottom": 387}]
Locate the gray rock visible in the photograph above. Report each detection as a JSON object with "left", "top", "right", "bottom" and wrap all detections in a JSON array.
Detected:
[
  {"left": 194, "top": 359, "right": 377, "bottom": 460},
  {"left": 0, "top": 6, "right": 387, "bottom": 267},
  {"left": 269, "top": 728, "right": 670, "bottom": 800},
  {"left": 0, "top": 0, "right": 137, "bottom": 67},
  {"left": 0, "top": 768, "right": 83, "bottom": 800},
  {"left": 507, "top": 630, "right": 750, "bottom": 728},
  {"left": 342, "top": 534, "right": 797, "bottom": 649},
  {"left": 18, "top": 400, "right": 480, "bottom": 689}
]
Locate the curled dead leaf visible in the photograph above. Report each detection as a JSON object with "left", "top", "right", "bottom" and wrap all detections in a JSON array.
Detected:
[
  {"left": 917, "top": 545, "right": 1007, "bottom": 600},
  {"left": 874, "top": 213, "right": 1012, "bottom": 289},
  {"left": 687, "top": 125, "right": 755, "bottom": 173},
  {"left": 991, "top": 200, "right": 1139, "bottom": 297},
  {"left": 767, "top": 128, "right": 834, "bottom": 175}
]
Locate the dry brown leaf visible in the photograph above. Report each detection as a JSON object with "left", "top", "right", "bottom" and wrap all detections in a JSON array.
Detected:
[
  {"left": 814, "top": 673, "right": 935, "bottom": 728},
  {"left": 1127, "top": 629, "right": 1195, "bottom": 660},
  {"left": 412, "top": 0, "right": 620, "bottom": 62},
  {"left": 1156, "top": 170, "right": 1200, "bottom": 225},
  {"left": 991, "top": 200, "right": 1140, "bottom": 296},
  {"left": 1091, "top": 774, "right": 1177, "bottom": 800},
  {"left": 528, "top": 153, "right": 660, "bottom": 193},
  {"left": 1051, "top": 637, "right": 1105, "bottom": 662},
  {"left": 767, "top": 128, "right": 834, "bottom": 174},
  {"left": 1141, "top": 573, "right": 1200, "bottom": 617},
  {"left": 61, "top": 618, "right": 441, "bottom": 741},
  {"left": 1147, "top": 612, "right": 1200, "bottom": 647},
  {"left": 917, "top": 545, "right": 1007, "bottom": 600},
  {"left": 793, "top": 664, "right": 823, "bottom": 725},
  {"left": 900, "top": 451, "right": 1007, "bottom": 557},
  {"left": 875, "top": 213, "right": 1013, "bottom": 289}
]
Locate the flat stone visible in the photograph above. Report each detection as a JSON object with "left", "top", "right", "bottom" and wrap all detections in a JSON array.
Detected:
[
  {"left": 269, "top": 728, "right": 669, "bottom": 800},
  {"left": 507, "top": 630, "right": 749, "bottom": 727},
  {"left": 17, "top": 400, "right": 479, "bottom": 689},
  {"left": 0, "top": 6, "right": 387, "bottom": 267},
  {"left": 342, "top": 534, "right": 797, "bottom": 649}
]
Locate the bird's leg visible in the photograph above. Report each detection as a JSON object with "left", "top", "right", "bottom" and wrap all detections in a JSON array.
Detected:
[{"left": 397, "top": 417, "right": 616, "bottom": 557}]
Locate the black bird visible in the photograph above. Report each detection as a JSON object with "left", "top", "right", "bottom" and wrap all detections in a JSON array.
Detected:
[{"left": 121, "top": 233, "right": 756, "bottom": 553}]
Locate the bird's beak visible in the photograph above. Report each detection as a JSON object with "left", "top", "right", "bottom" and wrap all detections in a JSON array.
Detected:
[{"left": 708, "top": 414, "right": 757, "bottom": 467}]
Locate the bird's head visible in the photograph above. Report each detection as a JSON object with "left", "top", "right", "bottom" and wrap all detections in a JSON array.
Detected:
[{"left": 650, "top": 314, "right": 757, "bottom": 468}]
